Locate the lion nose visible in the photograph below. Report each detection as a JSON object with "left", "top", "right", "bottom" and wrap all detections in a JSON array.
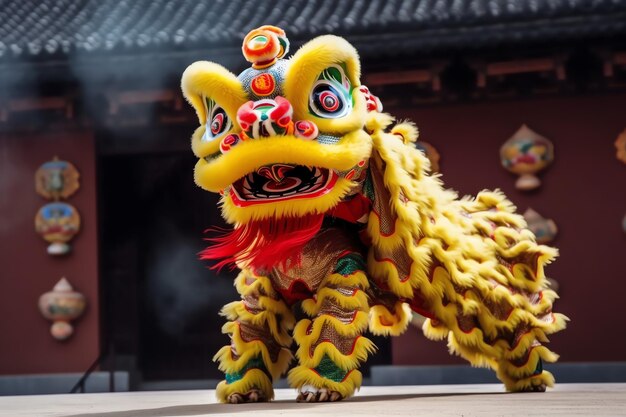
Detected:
[{"left": 237, "top": 96, "right": 293, "bottom": 139}]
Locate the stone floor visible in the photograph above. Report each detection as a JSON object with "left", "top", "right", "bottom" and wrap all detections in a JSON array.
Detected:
[{"left": 0, "top": 383, "right": 624, "bottom": 417}]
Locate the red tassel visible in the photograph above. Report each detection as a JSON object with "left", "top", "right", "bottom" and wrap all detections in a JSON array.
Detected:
[{"left": 200, "top": 214, "right": 324, "bottom": 271}]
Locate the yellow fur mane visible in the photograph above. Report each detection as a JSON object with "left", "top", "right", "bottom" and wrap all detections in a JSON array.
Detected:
[{"left": 364, "top": 112, "right": 567, "bottom": 390}]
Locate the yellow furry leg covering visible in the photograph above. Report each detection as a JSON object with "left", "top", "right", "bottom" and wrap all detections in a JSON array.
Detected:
[
  {"left": 367, "top": 284, "right": 413, "bottom": 337},
  {"left": 214, "top": 269, "right": 295, "bottom": 403},
  {"left": 288, "top": 258, "right": 376, "bottom": 400},
  {"left": 420, "top": 192, "right": 568, "bottom": 391},
  {"left": 364, "top": 132, "right": 568, "bottom": 393}
]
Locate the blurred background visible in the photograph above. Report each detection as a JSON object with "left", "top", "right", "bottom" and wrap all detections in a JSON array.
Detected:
[{"left": 1, "top": 0, "right": 625, "bottom": 395}]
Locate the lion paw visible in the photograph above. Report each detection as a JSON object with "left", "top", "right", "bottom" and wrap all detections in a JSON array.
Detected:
[
  {"left": 227, "top": 388, "right": 268, "bottom": 403},
  {"left": 296, "top": 385, "right": 343, "bottom": 402}
]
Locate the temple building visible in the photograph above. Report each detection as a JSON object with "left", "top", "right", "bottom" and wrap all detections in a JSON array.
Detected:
[{"left": 1, "top": 0, "right": 625, "bottom": 392}]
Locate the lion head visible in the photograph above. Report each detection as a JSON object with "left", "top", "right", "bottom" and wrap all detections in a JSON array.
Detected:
[{"left": 182, "top": 26, "right": 382, "bottom": 225}]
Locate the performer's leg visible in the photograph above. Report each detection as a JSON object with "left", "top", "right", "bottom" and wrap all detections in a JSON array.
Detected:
[
  {"left": 288, "top": 253, "right": 376, "bottom": 402},
  {"left": 422, "top": 254, "right": 566, "bottom": 392},
  {"left": 420, "top": 191, "right": 568, "bottom": 392},
  {"left": 489, "top": 288, "right": 563, "bottom": 392},
  {"left": 214, "top": 269, "right": 294, "bottom": 403}
]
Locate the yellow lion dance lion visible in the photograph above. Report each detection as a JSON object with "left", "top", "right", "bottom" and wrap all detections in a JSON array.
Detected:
[{"left": 181, "top": 25, "right": 567, "bottom": 403}]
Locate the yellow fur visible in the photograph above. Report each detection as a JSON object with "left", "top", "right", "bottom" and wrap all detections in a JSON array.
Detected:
[
  {"left": 422, "top": 318, "right": 451, "bottom": 341},
  {"left": 497, "top": 345, "right": 559, "bottom": 380},
  {"left": 293, "top": 312, "right": 369, "bottom": 339},
  {"left": 295, "top": 334, "right": 376, "bottom": 371},
  {"left": 217, "top": 321, "right": 293, "bottom": 380},
  {"left": 301, "top": 287, "right": 369, "bottom": 317},
  {"left": 182, "top": 27, "right": 567, "bottom": 399},
  {"left": 287, "top": 366, "right": 362, "bottom": 399},
  {"left": 220, "top": 301, "right": 293, "bottom": 347},
  {"left": 390, "top": 121, "right": 420, "bottom": 144},
  {"left": 194, "top": 128, "right": 371, "bottom": 193},
  {"left": 368, "top": 302, "right": 412, "bottom": 336},
  {"left": 220, "top": 177, "right": 355, "bottom": 225},
  {"left": 215, "top": 369, "right": 274, "bottom": 403},
  {"left": 284, "top": 35, "right": 365, "bottom": 135},
  {"left": 363, "top": 116, "right": 567, "bottom": 393},
  {"left": 224, "top": 271, "right": 295, "bottom": 346},
  {"left": 321, "top": 271, "right": 370, "bottom": 289},
  {"left": 213, "top": 344, "right": 292, "bottom": 378},
  {"left": 181, "top": 61, "right": 248, "bottom": 158},
  {"left": 234, "top": 270, "right": 277, "bottom": 297},
  {"left": 499, "top": 370, "right": 556, "bottom": 392}
]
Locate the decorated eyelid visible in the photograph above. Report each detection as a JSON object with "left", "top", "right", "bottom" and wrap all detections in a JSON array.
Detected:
[
  {"left": 202, "top": 96, "right": 233, "bottom": 143},
  {"left": 308, "top": 64, "right": 353, "bottom": 119}
]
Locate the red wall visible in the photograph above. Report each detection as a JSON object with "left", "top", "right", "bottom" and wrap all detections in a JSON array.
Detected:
[
  {"left": 389, "top": 93, "right": 626, "bottom": 364},
  {"left": 0, "top": 130, "right": 100, "bottom": 374},
  {"left": 0, "top": 94, "right": 623, "bottom": 375}
]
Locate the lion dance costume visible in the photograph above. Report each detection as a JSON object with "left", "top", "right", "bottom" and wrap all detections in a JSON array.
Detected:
[{"left": 181, "top": 26, "right": 567, "bottom": 403}]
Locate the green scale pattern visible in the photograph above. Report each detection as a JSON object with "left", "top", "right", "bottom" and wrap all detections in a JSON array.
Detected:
[
  {"left": 313, "top": 253, "right": 365, "bottom": 383},
  {"left": 314, "top": 354, "right": 350, "bottom": 383},
  {"left": 334, "top": 253, "right": 366, "bottom": 276},
  {"left": 533, "top": 358, "right": 543, "bottom": 376},
  {"left": 225, "top": 355, "right": 271, "bottom": 384},
  {"left": 362, "top": 169, "right": 375, "bottom": 202}
]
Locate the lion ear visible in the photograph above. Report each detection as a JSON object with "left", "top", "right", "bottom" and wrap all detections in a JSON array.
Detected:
[
  {"left": 284, "top": 35, "right": 363, "bottom": 130},
  {"left": 181, "top": 61, "right": 248, "bottom": 157},
  {"left": 181, "top": 61, "right": 247, "bottom": 124}
]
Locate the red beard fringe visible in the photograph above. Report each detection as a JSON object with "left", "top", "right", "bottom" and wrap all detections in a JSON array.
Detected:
[{"left": 200, "top": 214, "right": 324, "bottom": 271}]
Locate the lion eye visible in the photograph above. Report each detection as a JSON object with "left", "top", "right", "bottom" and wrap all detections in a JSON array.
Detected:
[
  {"left": 211, "top": 111, "right": 226, "bottom": 135},
  {"left": 202, "top": 97, "right": 232, "bottom": 142},
  {"left": 320, "top": 91, "right": 340, "bottom": 111},
  {"left": 310, "top": 85, "right": 347, "bottom": 118},
  {"left": 308, "top": 64, "right": 352, "bottom": 119}
]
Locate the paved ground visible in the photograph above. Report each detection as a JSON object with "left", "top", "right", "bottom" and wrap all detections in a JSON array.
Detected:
[{"left": 1, "top": 383, "right": 625, "bottom": 417}]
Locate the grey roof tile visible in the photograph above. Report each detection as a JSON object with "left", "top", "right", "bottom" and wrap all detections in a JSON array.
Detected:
[{"left": 0, "top": 0, "right": 625, "bottom": 61}]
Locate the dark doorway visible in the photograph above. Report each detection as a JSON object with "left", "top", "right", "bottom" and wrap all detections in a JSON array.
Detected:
[{"left": 98, "top": 143, "right": 239, "bottom": 382}]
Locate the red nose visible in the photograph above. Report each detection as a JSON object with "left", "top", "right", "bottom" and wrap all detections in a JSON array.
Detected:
[
  {"left": 270, "top": 96, "right": 293, "bottom": 127},
  {"left": 236, "top": 101, "right": 258, "bottom": 132},
  {"left": 236, "top": 96, "right": 293, "bottom": 138}
]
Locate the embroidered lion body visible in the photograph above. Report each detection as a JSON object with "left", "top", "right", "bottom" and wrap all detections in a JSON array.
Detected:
[{"left": 181, "top": 26, "right": 566, "bottom": 403}]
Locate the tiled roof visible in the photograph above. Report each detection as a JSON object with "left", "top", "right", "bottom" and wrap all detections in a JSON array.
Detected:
[{"left": 1, "top": 0, "right": 626, "bottom": 61}]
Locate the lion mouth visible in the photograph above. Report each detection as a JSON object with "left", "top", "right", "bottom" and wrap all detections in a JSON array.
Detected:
[{"left": 230, "top": 164, "right": 338, "bottom": 206}]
